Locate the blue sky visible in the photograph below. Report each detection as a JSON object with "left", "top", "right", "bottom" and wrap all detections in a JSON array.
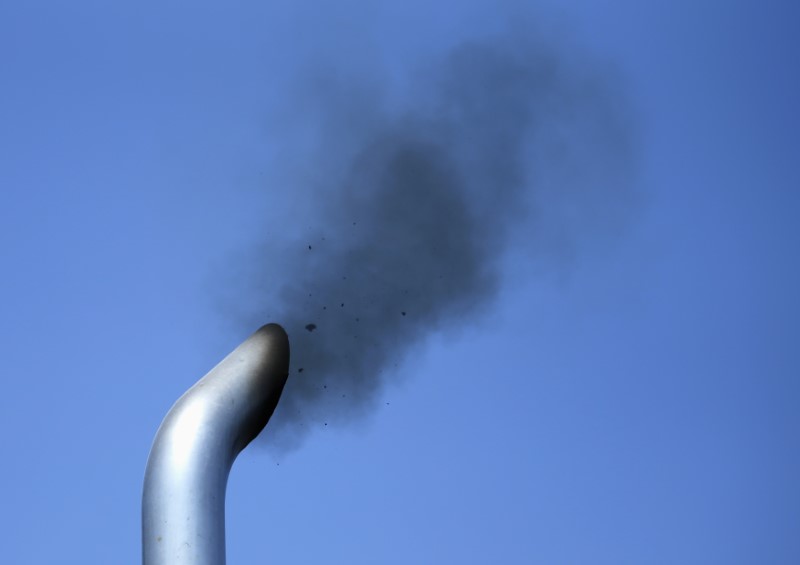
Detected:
[{"left": 1, "top": 1, "right": 798, "bottom": 563}]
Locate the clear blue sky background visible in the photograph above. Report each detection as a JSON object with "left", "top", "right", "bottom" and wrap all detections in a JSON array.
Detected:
[{"left": 1, "top": 1, "right": 798, "bottom": 563}]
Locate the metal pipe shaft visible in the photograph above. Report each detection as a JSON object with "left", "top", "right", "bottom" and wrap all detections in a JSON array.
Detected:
[{"left": 142, "top": 324, "right": 290, "bottom": 565}]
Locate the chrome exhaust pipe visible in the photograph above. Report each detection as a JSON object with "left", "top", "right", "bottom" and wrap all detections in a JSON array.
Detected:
[{"left": 142, "top": 324, "right": 290, "bottom": 565}]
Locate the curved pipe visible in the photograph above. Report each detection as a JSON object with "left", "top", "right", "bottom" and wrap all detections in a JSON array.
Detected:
[{"left": 143, "top": 324, "right": 290, "bottom": 565}]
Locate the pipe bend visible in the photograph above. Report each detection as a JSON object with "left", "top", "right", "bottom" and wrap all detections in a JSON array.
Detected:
[{"left": 143, "top": 324, "right": 290, "bottom": 565}]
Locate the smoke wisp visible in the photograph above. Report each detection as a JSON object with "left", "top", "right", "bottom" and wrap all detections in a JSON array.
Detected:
[{"left": 236, "top": 30, "right": 635, "bottom": 449}]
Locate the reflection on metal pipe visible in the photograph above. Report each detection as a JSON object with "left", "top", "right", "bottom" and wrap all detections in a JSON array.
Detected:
[{"left": 142, "top": 324, "right": 290, "bottom": 565}]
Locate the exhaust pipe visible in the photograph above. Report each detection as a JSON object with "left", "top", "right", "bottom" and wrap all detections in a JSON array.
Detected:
[{"left": 142, "top": 324, "right": 290, "bottom": 565}]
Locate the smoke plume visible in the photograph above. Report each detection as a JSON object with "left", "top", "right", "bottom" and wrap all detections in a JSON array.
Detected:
[{"left": 234, "top": 28, "right": 634, "bottom": 449}]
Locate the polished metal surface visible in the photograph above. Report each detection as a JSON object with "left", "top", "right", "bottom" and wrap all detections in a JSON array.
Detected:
[{"left": 143, "top": 324, "right": 290, "bottom": 565}]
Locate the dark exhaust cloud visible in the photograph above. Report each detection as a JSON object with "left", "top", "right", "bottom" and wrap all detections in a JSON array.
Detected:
[{"left": 233, "top": 27, "right": 635, "bottom": 450}]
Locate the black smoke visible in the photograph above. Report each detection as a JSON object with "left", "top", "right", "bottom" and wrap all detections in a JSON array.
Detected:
[{"left": 234, "top": 29, "right": 634, "bottom": 449}]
